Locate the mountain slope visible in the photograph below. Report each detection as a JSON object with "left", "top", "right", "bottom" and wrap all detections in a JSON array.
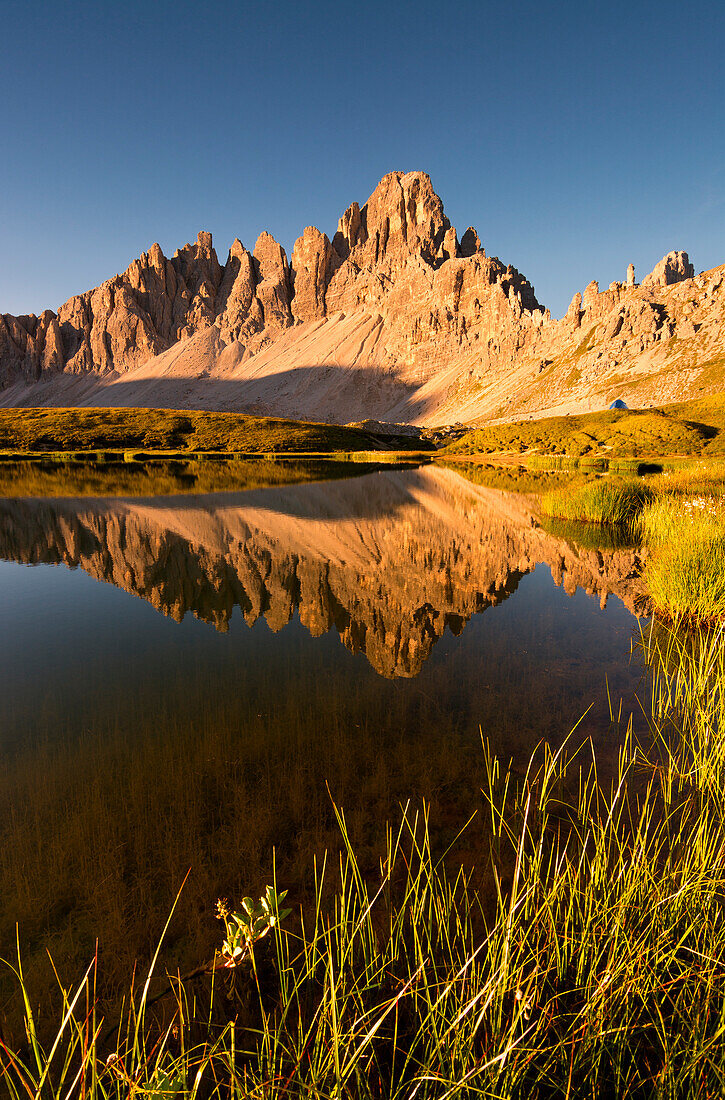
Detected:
[{"left": 1, "top": 173, "right": 723, "bottom": 424}]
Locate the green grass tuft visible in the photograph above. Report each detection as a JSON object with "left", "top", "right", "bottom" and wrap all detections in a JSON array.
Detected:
[
  {"left": 640, "top": 493, "right": 725, "bottom": 622},
  {"left": 540, "top": 477, "right": 655, "bottom": 524},
  {"left": 646, "top": 534, "right": 725, "bottom": 622}
]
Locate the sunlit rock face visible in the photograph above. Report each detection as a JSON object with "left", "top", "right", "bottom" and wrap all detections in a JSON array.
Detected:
[
  {"left": 0, "top": 467, "right": 645, "bottom": 678},
  {"left": 1, "top": 171, "right": 721, "bottom": 422}
]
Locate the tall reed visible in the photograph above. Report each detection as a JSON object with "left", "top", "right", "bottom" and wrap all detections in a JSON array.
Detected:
[
  {"left": 3, "top": 626, "right": 725, "bottom": 1097},
  {"left": 640, "top": 494, "right": 725, "bottom": 622}
]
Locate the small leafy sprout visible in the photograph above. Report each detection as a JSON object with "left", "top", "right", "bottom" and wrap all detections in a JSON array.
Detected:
[{"left": 217, "top": 886, "right": 292, "bottom": 967}]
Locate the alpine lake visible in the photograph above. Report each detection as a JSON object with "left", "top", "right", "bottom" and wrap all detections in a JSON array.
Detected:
[{"left": 0, "top": 456, "right": 651, "bottom": 1027}]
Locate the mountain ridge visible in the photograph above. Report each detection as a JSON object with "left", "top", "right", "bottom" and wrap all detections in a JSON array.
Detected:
[{"left": 1, "top": 171, "right": 723, "bottom": 425}]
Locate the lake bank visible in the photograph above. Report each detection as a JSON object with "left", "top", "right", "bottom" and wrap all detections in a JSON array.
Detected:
[{"left": 0, "top": 406, "right": 433, "bottom": 457}]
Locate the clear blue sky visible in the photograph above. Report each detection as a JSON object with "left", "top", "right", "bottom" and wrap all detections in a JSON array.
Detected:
[{"left": 1, "top": 0, "right": 723, "bottom": 319}]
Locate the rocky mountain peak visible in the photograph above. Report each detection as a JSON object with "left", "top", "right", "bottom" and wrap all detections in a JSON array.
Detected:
[
  {"left": 642, "top": 250, "right": 695, "bottom": 287},
  {"left": 215, "top": 238, "right": 259, "bottom": 343},
  {"left": 460, "top": 227, "right": 482, "bottom": 257},
  {"left": 1, "top": 172, "right": 721, "bottom": 426},
  {"left": 332, "top": 201, "right": 365, "bottom": 260},
  {"left": 146, "top": 242, "right": 166, "bottom": 269},
  {"left": 252, "top": 232, "right": 292, "bottom": 332},
  {"left": 291, "top": 226, "right": 333, "bottom": 323},
  {"left": 354, "top": 170, "right": 449, "bottom": 266}
]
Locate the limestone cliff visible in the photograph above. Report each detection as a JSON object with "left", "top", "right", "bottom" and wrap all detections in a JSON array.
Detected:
[{"left": 1, "top": 172, "right": 722, "bottom": 424}]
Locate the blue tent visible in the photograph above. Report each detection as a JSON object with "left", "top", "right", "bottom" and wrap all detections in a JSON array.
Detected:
[{"left": 608, "top": 399, "right": 628, "bottom": 410}]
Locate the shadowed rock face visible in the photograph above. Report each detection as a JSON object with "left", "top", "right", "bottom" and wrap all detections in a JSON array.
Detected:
[
  {"left": 1, "top": 170, "right": 720, "bottom": 423},
  {"left": 0, "top": 467, "right": 645, "bottom": 677}
]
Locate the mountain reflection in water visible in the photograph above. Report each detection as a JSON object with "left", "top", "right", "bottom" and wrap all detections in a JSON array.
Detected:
[
  {"left": 0, "top": 465, "right": 645, "bottom": 678},
  {"left": 0, "top": 465, "right": 648, "bottom": 1031}
]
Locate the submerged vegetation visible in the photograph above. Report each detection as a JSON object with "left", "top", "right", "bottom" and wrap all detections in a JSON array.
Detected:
[{"left": 3, "top": 627, "right": 725, "bottom": 1096}]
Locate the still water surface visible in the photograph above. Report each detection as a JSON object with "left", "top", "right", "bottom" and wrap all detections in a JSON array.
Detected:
[{"left": 0, "top": 464, "right": 647, "bottom": 1006}]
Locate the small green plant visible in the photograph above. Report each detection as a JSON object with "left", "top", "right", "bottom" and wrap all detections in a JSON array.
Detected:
[{"left": 216, "top": 886, "right": 292, "bottom": 965}]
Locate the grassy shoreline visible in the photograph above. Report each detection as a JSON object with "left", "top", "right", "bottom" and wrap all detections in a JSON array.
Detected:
[
  {"left": 0, "top": 405, "right": 432, "bottom": 497},
  {"left": 0, "top": 407, "right": 432, "bottom": 456},
  {"left": 3, "top": 626, "right": 725, "bottom": 1097},
  {"left": 538, "top": 464, "right": 725, "bottom": 624}
]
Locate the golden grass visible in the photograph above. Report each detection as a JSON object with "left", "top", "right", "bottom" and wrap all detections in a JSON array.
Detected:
[
  {"left": 445, "top": 394, "right": 725, "bottom": 459},
  {"left": 640, "top": 493, "right": 725, "bottom": 622},
  {"left": 0, "top": 407, "right": 394, "bottom": 455}
]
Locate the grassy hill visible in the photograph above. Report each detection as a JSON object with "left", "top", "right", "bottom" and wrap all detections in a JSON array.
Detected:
[
  {"left": 0, "top": 407, "right": 398, "bottom": 456},
  {"left": 444, "top": 394, "right": 725, "bottom": 458}
]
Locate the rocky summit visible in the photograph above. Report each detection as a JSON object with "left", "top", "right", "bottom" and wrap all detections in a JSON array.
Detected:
[{"left": 1, "top": 171, "right": 723, "bottom": 425}]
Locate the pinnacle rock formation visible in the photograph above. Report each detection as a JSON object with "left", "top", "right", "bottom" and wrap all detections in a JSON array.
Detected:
[
  {"left": 641, "top": 250, "right": 695, "bottom": 288},
  {"left": 1, "top": 172, "right": 723, "bottom": 423},
  {"left": 291, "top": 227, "right": 332, "bottom": 323}
]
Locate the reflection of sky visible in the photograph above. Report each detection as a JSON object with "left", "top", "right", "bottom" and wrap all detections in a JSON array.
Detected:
[{"left": 0, "top": 548, "right": 643, "bottom": 761}]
